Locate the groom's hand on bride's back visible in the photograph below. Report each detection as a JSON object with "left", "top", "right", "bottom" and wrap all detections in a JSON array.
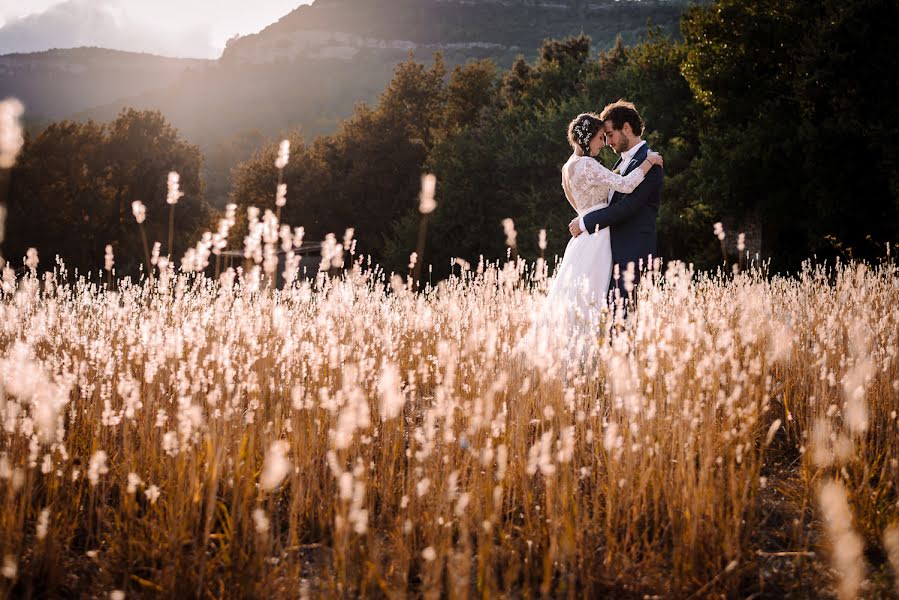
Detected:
[{"left": 568, "top": 217, "right": 584, "bottom": 237}]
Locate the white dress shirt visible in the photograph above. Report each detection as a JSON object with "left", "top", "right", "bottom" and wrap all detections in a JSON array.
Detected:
[{"left": 579, "top": 140, "right": 647, "bottom": 234}]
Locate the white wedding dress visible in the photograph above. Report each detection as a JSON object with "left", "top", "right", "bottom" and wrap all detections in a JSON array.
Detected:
[{"left": 518, "top": 154, "right": 646, "bottom": 362}]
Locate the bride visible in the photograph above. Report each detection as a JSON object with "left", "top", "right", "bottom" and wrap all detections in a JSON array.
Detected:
[{"left": 520, "top": 113, "right": 662, "bottom": 359}]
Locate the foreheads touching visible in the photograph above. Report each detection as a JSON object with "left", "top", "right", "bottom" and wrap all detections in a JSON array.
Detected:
[
  {"left": 600, "top": 100, "right": 643, "bottom": 153},
  {"left": 566, "top": 113, "right": 603, "bottom": 157}
]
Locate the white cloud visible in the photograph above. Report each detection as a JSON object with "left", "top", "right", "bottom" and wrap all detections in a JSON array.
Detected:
[
  {"left": 0, "top": 0, "right": 214, "bottom": 57},
  {"left": 0, "top": 0, "right": 310, "bottom": 58},
  {"left": 0, "top": 0, "right": 67, "bottom": 26}
]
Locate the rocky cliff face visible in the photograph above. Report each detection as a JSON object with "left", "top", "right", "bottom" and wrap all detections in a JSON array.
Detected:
[
  {"left": 221, "top": 0, "right": 688, "bottom": 64},
  {"left": 222, "top": 29, "right": 519, "bottom": 64}
]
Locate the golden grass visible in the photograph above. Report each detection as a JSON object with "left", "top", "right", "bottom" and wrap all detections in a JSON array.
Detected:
[{"left": 0, "top": 256, "right": 897, "bottom": 598}]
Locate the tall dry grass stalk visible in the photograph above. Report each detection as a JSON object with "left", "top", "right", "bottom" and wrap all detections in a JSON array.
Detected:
[
  {"left": 165, "top": 171, "right": 184, "bottom": 259},
  {"left": 274, "top": 140, "right": 290, "bottom": 223},
  {"left": 818, "top": 479, "right": 866, "bottom": 599},
  {"left": 131, "top": 201, "right": 151, "bottom": 276},
  {"left": 0, "top": 98, "right": 25, "bottom": 267},
  {"left": 412, "top": 173, "right": 437, "bottom": 290},
  {"left": 885, "top": 525, "right": 899, "bottom": 596},
  {"left": 0, "top": 227, "right": 896, "bottom": 597}
]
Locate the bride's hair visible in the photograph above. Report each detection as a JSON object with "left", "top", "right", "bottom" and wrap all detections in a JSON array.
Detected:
[{"left": 567, "top": 113, "right": 602, "bottom": 156}]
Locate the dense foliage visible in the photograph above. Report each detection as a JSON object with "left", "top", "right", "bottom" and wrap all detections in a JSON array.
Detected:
[
  {"left": 680, "top": 0, "right": 899, "bottom": 268},
  {"left": 231, "top": 0, "right": 898, "bottom": 279},
  {"left": 5, "top": 109, "right": 209, "bottom": 276}
]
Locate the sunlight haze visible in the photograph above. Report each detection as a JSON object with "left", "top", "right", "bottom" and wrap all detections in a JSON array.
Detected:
[{"left": 0, "top": 0, "right": 312, "bottom": 58}]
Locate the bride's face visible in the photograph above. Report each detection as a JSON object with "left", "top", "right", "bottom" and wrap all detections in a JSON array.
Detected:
[{"left": 588, "top": 131, "right": 606, "bottom": 156}]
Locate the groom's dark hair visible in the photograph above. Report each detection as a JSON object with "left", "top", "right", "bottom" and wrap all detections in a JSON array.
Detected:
[{"left": 600, "top": 100, "right": 644, "bottom": 136}]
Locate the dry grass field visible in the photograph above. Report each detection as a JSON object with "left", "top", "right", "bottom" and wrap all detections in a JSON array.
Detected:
[{"left": 0, "top": 237, "right": 897, "bottom": 598}]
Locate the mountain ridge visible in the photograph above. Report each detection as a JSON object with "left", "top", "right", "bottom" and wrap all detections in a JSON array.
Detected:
[
  {"left": 0, "top": 47, "right": 210, "bottom": 121},
  {"left": 222, "top": 0, "right": 687, "bottom": 64}
]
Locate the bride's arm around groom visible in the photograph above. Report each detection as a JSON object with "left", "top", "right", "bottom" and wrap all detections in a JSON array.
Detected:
[{"left": 570, "top": 143, "right": 663, "bottom": 236}]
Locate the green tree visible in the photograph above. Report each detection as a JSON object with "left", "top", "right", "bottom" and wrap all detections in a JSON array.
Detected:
[
  {"left": 204, "top": 129, "right": 267, "bottom": 209},
  {"left": 377, "top": 53, "right": 446, "bottom": 149},
  {"left": 604, "top": 30, "right": 713, "bottom": 266},
  {"left": 595, "top": 35, "right": 629, "bottom": 90},
  {"left": 230, "top": 55, "right": 448, "bottom": 261},
  {"left": 682, "top": 0, "right": 898, "bottom": 267},
  {"left": 791, "top": 0, "right": 899, "bottom": 260},
  {"left": 6, "top": 110, "right": 208, "bottom": 277},
  {"left": 103, "top": 109, "right": 209, "bottom": 273},
  {"left": 682, "top": 0, "right": 810, "bottom": 268},
  {"left": 6, "top": 121, "right": 110, "bottom": 274},
  {"left": 500, "top": 56, "right": 534, "bottom": 107},
  {"left": 527, "top": 34, "right": 592, "bottom": 104},
  {"left": 444, "top": 60, "right": 499, "bottom": 134}
]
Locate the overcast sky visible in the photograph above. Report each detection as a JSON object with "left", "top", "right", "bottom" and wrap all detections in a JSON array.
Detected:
[{"left": 0, "top": 0, "right": 311, "bottom": 58}]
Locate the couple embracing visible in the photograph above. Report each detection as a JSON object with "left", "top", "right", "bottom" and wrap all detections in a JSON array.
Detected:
[{"left": 522, "top": 100, "right": 663, "bottom": 355}]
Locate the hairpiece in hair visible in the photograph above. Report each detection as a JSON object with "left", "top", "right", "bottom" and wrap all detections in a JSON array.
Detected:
[{"left": 572, "top": 115, "right": 599, "bottom": 154}]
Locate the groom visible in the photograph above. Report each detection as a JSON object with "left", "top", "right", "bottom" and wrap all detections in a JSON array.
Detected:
[{"left": 567, "top": 100, "right": 663, "bottom": 303}]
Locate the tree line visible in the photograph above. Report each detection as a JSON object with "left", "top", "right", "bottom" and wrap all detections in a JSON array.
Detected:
[
  {"left": 5, "top": 109, "right": 209, "bottom": 277},
  {"left": 4, "top": 0, "right": 897, "bottom": 279}
]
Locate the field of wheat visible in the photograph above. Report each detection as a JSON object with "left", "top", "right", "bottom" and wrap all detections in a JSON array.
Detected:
[{"left": 0, "top": 231, "right": 897, "bottom": 599}]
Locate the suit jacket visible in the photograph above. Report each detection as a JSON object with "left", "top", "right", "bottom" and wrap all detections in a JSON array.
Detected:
[{"left": 581, "top": 143, "right": 663, "bottom": 274}]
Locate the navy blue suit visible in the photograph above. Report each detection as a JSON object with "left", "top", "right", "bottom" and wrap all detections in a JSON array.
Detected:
[{"left": 581, "top": 143, "right": 663, "bottom": 301}]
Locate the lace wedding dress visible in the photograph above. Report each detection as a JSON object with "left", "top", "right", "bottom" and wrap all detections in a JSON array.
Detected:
[{"left": 518, "top": 154, "right": 646, "bottom": 362}]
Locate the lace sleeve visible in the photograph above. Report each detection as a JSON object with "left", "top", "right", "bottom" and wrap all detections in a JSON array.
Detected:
[{"left": 579, "top": 157, "right": 645, "bottom": 194}]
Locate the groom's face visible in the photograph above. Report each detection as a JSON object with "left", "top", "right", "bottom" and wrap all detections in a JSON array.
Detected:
[{"left": 603, "top": 121, "right": 628, "bottom": 153}]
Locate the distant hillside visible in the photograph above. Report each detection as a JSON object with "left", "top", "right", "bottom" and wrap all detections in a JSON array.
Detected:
[
  {"left": 72, "top": 53, "right": 399, "bottom": 146},
  {"left": 0, "top": 47, "right": 209, "bottom": 121},
  {"left": 6, "top": 0, "right": 690, "bottom": 139},
  {"left": 223, "top": 0, "right": 687, "bottom": 66}
]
